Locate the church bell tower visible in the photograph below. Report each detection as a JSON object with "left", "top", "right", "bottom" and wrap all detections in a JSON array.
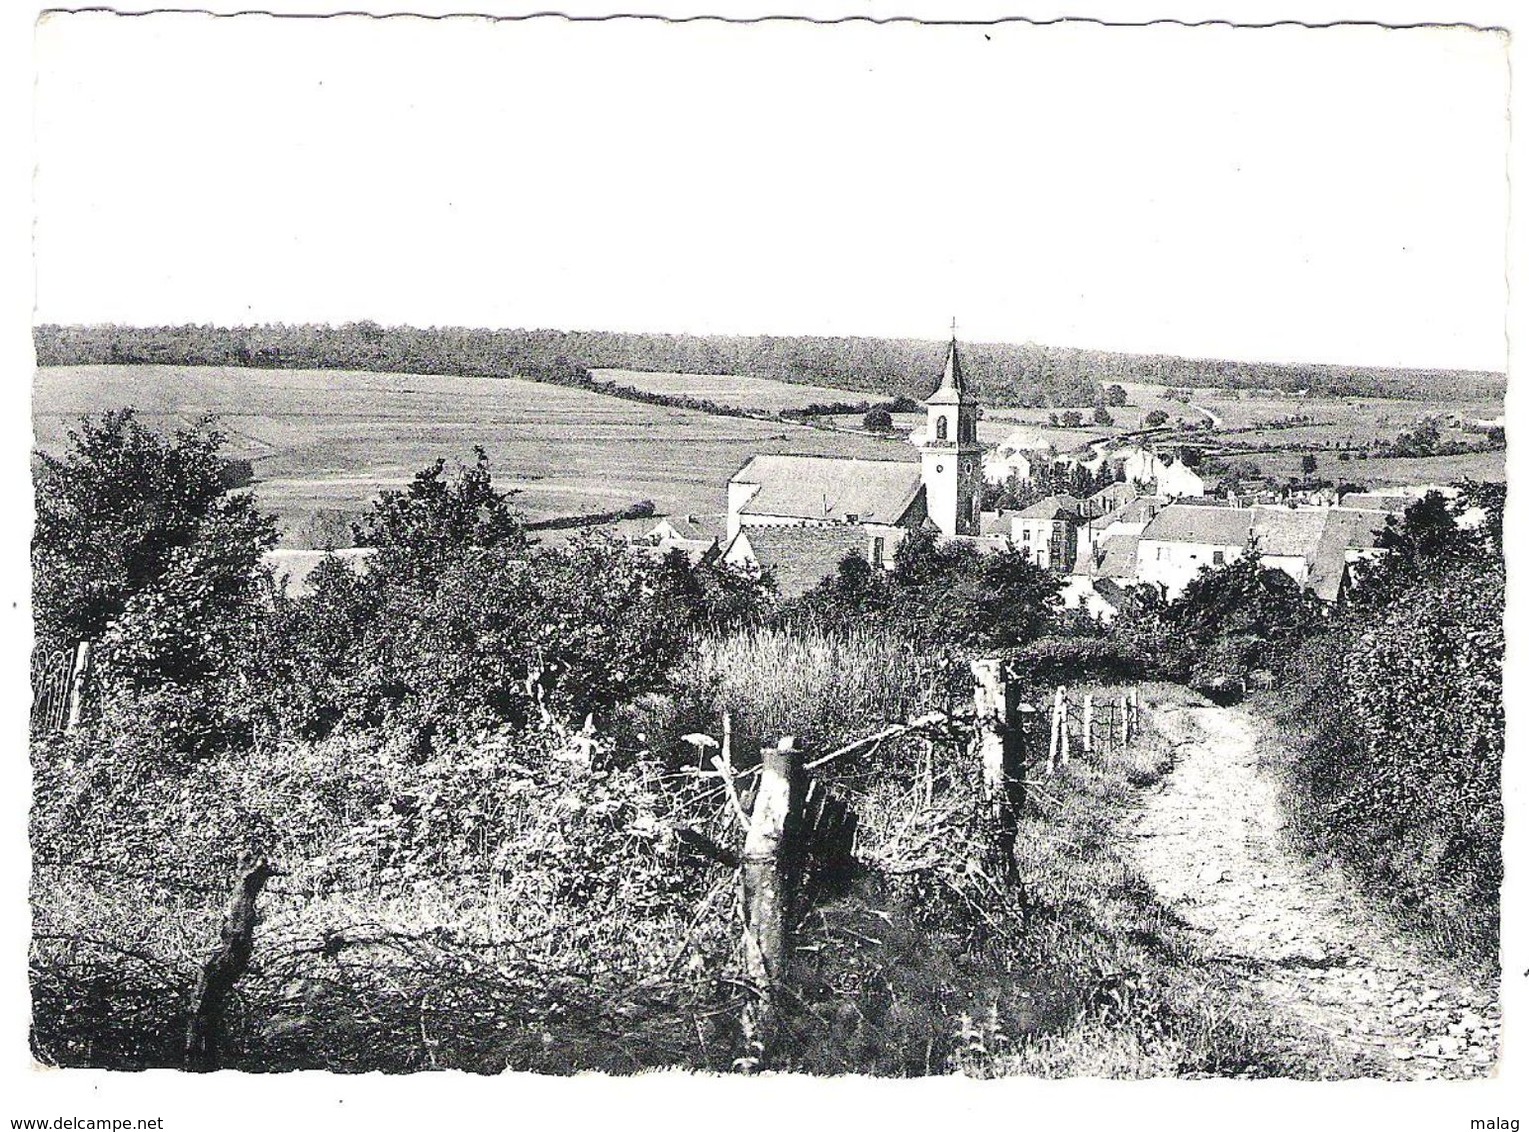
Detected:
[{"left": 920, "top": 328, "right": 982, "bottom": 537}]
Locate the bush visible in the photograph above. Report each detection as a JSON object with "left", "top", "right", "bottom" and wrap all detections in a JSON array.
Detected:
[
  {"left": 781, "top": 528, "right": 1062, "bottom": 653},
  {"left": 1277, "top": 556, "right": 1502, "bottom": 960},
  {"left": 30, "top": 724, "right": 740, "bottom": 1073},
  {"left": 1005, "top": 637, "right": 1148, "bottom": 686},
  {"left": 678, "top": 624, "right": 935, "bottom": 769},
  {"left": 33, "top": 409, "right": 267, "bottom": 648}
]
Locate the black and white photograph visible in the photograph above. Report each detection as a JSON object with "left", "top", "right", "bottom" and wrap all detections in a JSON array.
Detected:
[{"left": 4, "top": 2, "right": 1522, "bottom": 1127}]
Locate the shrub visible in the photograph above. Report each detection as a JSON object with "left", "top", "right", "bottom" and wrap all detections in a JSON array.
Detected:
[
  {"left": 1006, "top": 637, "right": 1148, "bottom": 686},
  {"left": 1277, "top": 556, "right": 1502, "bottom": 960},
  {"left": 33, "top": 409, "right": 262, "bottom": 647}
]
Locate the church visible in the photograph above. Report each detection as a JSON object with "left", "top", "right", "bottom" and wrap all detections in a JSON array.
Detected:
[{"left": 720, "top": 334, "right": 995, "bottom": 595}]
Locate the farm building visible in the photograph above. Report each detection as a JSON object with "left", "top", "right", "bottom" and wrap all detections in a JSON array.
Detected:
[
  {"left": 1133, "top": 503, "right": 1390, "bottom": 601},
  {"left": 1077, "top": 495, "right": 1163, "bottom": 565},
  {"left": 722, "top": 524, "right": 901, "bottom": 597}
]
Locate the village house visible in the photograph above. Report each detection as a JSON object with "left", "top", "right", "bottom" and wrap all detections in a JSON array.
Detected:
[
  {"left": 982, "top": 428, "right": 1056, "bottom": 486},
  {"left": 1010, "top": 494, "right": 1085, "bottom": 571},
  {"left": 1095, "top": 443, "right": 1206, "bottom": 499},
  {"left": 1077, "top": 494, "right": 1162, "bottom": 566}
]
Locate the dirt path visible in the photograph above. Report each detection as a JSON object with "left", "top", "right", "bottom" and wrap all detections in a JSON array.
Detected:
[{"left": 1128, "top": 701, "right": 1499, "bottom": 1079}]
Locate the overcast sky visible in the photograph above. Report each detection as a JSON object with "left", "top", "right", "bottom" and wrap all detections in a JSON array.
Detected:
[{"left": 32, "top": 13, "right": 1509, "bottom": 371}]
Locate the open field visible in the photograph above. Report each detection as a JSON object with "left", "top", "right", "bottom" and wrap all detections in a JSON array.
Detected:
[
  {"left": 590, "top": 368, "right": 874, "bottom": 412},
  {"left": 1248, "top": 448, "right": 1505, "bottom": 487},
  {"left": 34, "top": 365, "right": 912, "bottom": 544},
  {"left": 34, "top": 365, "right": 1503, "bottom": 550}
]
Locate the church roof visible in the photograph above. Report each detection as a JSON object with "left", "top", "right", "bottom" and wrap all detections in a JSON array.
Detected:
[
  {"left": 926, "top": 338, "right": 971, "bottom": 405},
  {"left": 731, "top": 454, "right": 924, "bottom": 525},
  {"left": 727, "top": 525, "right": 881, "bottom": 598}
]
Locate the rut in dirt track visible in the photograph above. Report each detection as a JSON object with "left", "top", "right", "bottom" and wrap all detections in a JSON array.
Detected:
[{"left": 1126, "top": 700, "right": 1498, "bottom": 1080}]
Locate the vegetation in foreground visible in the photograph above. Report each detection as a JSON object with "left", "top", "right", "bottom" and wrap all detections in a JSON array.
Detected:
[
  {"left": 1261, "top": 490, "right": 1504, "bottom": 966},
  {"left": 29, "top": 409, "right": 1502, "bottom": 1074}
]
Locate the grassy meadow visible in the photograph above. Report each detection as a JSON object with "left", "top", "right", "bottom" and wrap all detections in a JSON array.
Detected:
[{"left": 33, "top": 364, "right": 912, "bottom": 544}]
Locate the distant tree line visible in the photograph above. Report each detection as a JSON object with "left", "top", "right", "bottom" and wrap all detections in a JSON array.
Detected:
[{"left": 36, "top": 323, "right": 1503, "bottom": 407}]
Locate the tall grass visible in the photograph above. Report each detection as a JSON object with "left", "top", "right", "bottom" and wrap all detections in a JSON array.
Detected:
[{"left": 681, "top": 624, "right": 938, "bottom": 757}]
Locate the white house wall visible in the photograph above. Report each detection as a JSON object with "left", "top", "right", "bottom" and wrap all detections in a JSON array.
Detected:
[
  {"left": 726, "top": 481, "right": 764, "bottom": 539},
  {"left": 1135, "top": 538, "right": 1245, "bottom": 599}
]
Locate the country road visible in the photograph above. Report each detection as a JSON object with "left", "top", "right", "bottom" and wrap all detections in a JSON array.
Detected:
[
  {"left": 1189, "top": 402, "right": 1223, "bottom": 428},
  {"left": 1127, "top": 701, "right": 1499, "bottom": 1079}
]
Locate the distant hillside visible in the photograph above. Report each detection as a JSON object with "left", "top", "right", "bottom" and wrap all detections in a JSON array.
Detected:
[{"left": 33, "top": 323, "right": 1504, "bottom": 407}]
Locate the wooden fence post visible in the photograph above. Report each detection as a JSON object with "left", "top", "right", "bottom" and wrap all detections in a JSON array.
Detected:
[
  {"left": 972, "top": 660, "right": 1025, "bottom": 878},
  {"left": 1048, "top": 686, "right": 1063, "bottom": 773},
  {"left": 64, "top": 641, "right": 91, "bottom": 734},
  {"left": 1082, "top": 692, "right": 1093, "bottom": 757},
  {"left": 1121, "top": 692, "right": 1132, "bottom": 745},
  {"left": 186, "top": 855, "right": 278, "bottom": 1072},
  {"left": 1059, "top": 687, "right": 1071, "bottom": 766},
  {"left": 741, "top": 737, "right": 798, "bottom": 1014}
]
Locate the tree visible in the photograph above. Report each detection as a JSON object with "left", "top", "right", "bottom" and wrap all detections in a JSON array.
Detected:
[
  {"left": 1113, "top": 551, "right": 1325, "bottom": 682},
  {"left": 354, "top": 447, "right": 528, "bottom": 585},
  {"left": 1144, "top": 409, "right": 1169, "bottom": 428},
  {"left": 1092, "top": 406, "right": 1115, "bottom": 427},
  {"left": 1104, "top": 383, "right": 1128, "bottom": 407},
  {"left": 33, "top": 409, "right": 272, "bottom": 647},
  {"left": 1061, "top": 410, "right": 1084, "bottom": 428},
  {"left": 862, "top": 407, "right": 894, "bottom": 432},
  {"left": 1350, "top": 485, "right": 1502, "bottom": 607},
  {"left": 785, "top": 527, "right": 1061, "bottom": 651},
  {"left": 1301, "top": 454, "right": 1319, "bottom": 476}
]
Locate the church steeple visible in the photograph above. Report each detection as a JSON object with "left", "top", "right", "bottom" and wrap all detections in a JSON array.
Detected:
[
  {"left": 928, "top": 334, "right": 968, "bottom": 405},
  {"left": 928, "top": 320, "right": 969, "bottom": 405},
  {"left": 919, "top": 322, "right": 982, "bottom": 537}
]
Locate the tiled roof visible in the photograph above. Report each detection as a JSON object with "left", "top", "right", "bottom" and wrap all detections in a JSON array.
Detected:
[
  {"left": 1096, "top": 535, "right": 1141, "bottom": 579},
  {"left": 1249, "top": 507, "right": 1328, "bottom": 558},
  {"left": 630, "top": 535, "right": 719, "bottom": 568},
  {"left": 732, "top": 455, "right": 924, "bottom": 526},
  {"left": 1114, "top": 497, "right": 1162, "bottom": 525},
  {"left": 1075, "top": 533, "right": 1140, "bottom": 579},
  {"left": 1305, "top": 510, "right": 1388, "bottom": 602},
  {"left": 729, "top": 524, "right": 887, "bottom": 598},
  {"left": 1088, "top": 481, "right": 1142, "bottom": 509},
  {"left": 1017, "top": 493, "right": 1085, "bottom": 520},
  {"left": 1139, "top": 505, "right": 1254, "bottom": 547},
  {"left": 1337, "top": 492, "right": 1414, "bottom": 514},
  {"left": 979, "top": 509, "right": 1015, "bottom": 537}
]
